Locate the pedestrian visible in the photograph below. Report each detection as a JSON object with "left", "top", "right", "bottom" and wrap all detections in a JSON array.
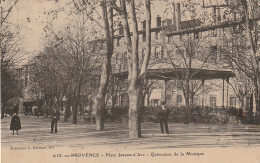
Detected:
[
  {"left": 50, "top": 109, "right": 60, "bottom": 133},
  {"left": 158, "top": 101, "right": 170, "bottom": 134},
  {"left": 10, "top": 113, "right": 21, "bottom": 135},
  {"left": 237, "top": 108, "right": 243, "bottom": 124},
  {"left": 13, "top": 104, "right": 19, "bottom": 114},
  {"left": 35, "top": 107, "right": 39, "bottom": 118}
]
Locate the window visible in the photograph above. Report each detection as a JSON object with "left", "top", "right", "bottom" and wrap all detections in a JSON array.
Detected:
[
  {"left": 230, "top": 97, "right": 236, "bottom": 107},
  {"left": 117, "top": 38, "right": 120, "bottom": 47},
  {"left": 245, "top": 95, "right": 252, "bottom": 111},
  {"left": 193, "top": 97, "right": 199, "bottom": 106},
  {"left": 121, "top": 52, "right": 124, "bottom": 63},
  {"left": 157, "top": 15, "right": 161, "bottom": 27},
  {"left": 152, "top": 99, "right": 159, "bottom": 107},
  {"left": 119, "top": 24, "right": 123, "bottom": 35},
  {"left": 115, "top": 53, "right": 119, "bottom": 64},
  {"left": 143, "top": 33, "right": 146, "bottom": 42},
  {"left": 167, "top": 50, "right": 172, "bottom": 57},
  {"left": 166, "top": 95, "right": 171, "bottom": 102},
  {"left": 141, "top": 49, "right": 145, "bottom": 62},
  {"left": 143, "top": 20, "right": 146, "bottom": 30},
  {"left": 90, "top": 76, "right": 100, "bottom": 88},
  {"left": 210, "top": 46, "right": 217, "bottom": 61},
  {"left": 25, "top": 75, "right": 28, "bottom": 88},
  {"left": 155, "top": 47, "right": 160, "bottom": 59},
  {"left": 211, "top": 29, "right": 217, "bottom": 37},
  {"left": 194, "top": 32, "right": 199, "bottom": 39},
  {"left": 210, "top": 96, "right": 217, "bottom": 108},
  {"left": 100, "top": 42, "right": 104, "bottom": 50},
  {"left": 124, "top": 52, "right": 127, "bottom": 63},
  {"left": 161, "top": 47, "right": 164, "bottom": 59},
  {"left": 155, "top": 32, "right": 159, "bottom": 39},
  {"left": 177, "top": 49, "right": 184, "bottom": 56},
  {"left": 177, "top": 95, "right": 182, "bottom": 107},
  {"left": 167, "top": 36, "right": 171, "bottom": 43}
]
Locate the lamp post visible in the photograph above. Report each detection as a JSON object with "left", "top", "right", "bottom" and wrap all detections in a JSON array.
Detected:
[{"left": 62, "top": 96, "right": 67, "bottom": 113}]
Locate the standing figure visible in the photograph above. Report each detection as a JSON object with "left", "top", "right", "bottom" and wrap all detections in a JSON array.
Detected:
[
  {"left": 50, "top": 109, "right": 60, "bottom": 133},
  {"left": 10, "top": 113, "right": 21, "bottom": 135},
  {"left": 13, "top": 104, "right": 19, "bottom": 114},
  {"left": 158, "top": 101, "right": 170, "bottom": 134},
  {"left": 35, "top": 107, "right": 39, "bottom": 118}
]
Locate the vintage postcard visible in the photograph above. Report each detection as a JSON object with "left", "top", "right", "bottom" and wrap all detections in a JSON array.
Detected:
[{"left": 1, "top": 0, "right": 260, "bottom": 162}]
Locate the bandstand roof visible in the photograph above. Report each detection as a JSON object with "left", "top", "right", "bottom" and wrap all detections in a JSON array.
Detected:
[{"left": 113, "top": 68, "right": 235, "bottom": 81}]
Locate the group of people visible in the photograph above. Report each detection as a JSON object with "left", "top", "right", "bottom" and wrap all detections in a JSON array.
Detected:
[
  {"left": 10, "top": 109, "right": 60, "bottom": 135},
  {"left": 10, "top": 100, "right": 171, "bottom": 135}
]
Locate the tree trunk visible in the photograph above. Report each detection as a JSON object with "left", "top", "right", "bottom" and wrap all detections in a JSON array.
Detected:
[
  {"left": 128, "top": 0, "right": 141, "bottom": 139},
  {"left": 239, "top": 96, "right": 245, "bottom": 111},
  {"left": 191, "top": 94, "right": 194, "bottom": 108},
  {"left": 94, "top": 1, "right": 113, "bottom": 130},
  {"left": 241, "top": 0, "right": 260, "bottom": 121},
  {"left": 112, "top": 95, "right": 117, "bottom": 109},
  {"left": 184, "top": 80, "right": 190, "bottom": 124},
  {"left": 95, "top": 93, "right": 105, "bottom": 130},
  {"left": 72, "top": 100, "right": 78, "bottom": 124},
  {"left": 118, "top": 0, "right": 151, "bottom": 138},
  {"left": 255, "top": 81, "right": 260, "bottom": 112},
  {"left": 147, "top": 93, "right": 151, "bottom": 107},
  {"left": 184, "top": 96, "right": 190, "bottom": 124},
  {"left": 1, "top": 102, "right": 5, "bottom": 119},
  {"left": 64, "top": 103, "right": 70, "bottom": 122},
  {"left": 254, "top": 83, "right": 260, "bottom": 124},
  {"left": 128, "top": 85, "right": 142, "bottom": 138},
  {"left": 1, "top": 110, "right": 4, "bottom": 119}
]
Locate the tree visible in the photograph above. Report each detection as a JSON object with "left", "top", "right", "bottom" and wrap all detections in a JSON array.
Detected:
[
  {"left": 0, "top": 0, "right": 19, "bottom": 25},
  {"left": 149, "top": 0, "right": 214, "bottom": 123},
  {"left": 228, "top": 69, "right": 252, "bottom": 110},
  {"left": 165, "top": 35, "right": 210, "bottom": 123},
  {"left": 31, "top": 11, "right": 102, "bottom": 123},
  {"left": 1, "top": 0, "right": 22, "bottom": 118},
  {"left": 142, "top": 80, "right": 160, "bottom": 107},
  {"left": 220, "top": 0, "right": 260, "bottom": 121},
  {"left": 162, "top": 24, "right": 212, "bottom": 123},
  {"left": 93, "top": 0, "right": 114, "bottom": 130},
  {"left": 72, "top": 0, "right": 116, "bottom": 129},
  {"left": 111, "top": 0, "right": 152, "bottom": 138},
  {"left": 59, "top": 18, "right": 102, "bottom": 124}
]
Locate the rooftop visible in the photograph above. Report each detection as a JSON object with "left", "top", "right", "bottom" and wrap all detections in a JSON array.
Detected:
[{"left": 113, "top": 68, "right": 235, "bottom": 81}]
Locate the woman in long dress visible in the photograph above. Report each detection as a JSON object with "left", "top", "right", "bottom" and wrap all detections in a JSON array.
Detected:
[{"left": 10, "top": 113, "right": 21, "bottom": 135}]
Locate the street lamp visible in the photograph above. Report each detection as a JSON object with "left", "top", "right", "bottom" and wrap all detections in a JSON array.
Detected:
[{"left": 62, "top": 96, "right": 67, "bottom": 113}]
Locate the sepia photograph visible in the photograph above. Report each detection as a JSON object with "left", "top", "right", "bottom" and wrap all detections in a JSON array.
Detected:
[{"left": 1, "top": 0, "right": 260, "bottom": 162}]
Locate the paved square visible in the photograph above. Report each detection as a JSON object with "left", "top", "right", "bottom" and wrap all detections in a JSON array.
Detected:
[{"left": 2, "top": 115, "right": 260, "bottom": 150}]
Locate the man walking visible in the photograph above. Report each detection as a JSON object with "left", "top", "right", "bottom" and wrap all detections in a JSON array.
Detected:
[
  {"left": 158, "top": 101, "right": 170, "bottom": 134},
  {"left": 50, "top": 109, "right": 60, "bottom": 133}
]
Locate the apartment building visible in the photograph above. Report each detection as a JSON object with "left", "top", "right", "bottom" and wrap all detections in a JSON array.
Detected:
[{"left": 104, "top": 2, "right": 251, "bottom": 109}]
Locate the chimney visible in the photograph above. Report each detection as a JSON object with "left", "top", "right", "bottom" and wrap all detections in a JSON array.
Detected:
[
  {"left": 176, "top": 3, "right": 181, "bottom": 31},
  {"left": 157, "top": 15, "right": 161, "bottom": 27}
]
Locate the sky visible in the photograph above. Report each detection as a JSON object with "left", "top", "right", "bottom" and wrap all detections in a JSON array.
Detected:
[
  {"left": 6, "top": 0, "right": 225, "bottom": 61},
  {"left": 9, "top": 0, "right": 66, "bottom": 54}
]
